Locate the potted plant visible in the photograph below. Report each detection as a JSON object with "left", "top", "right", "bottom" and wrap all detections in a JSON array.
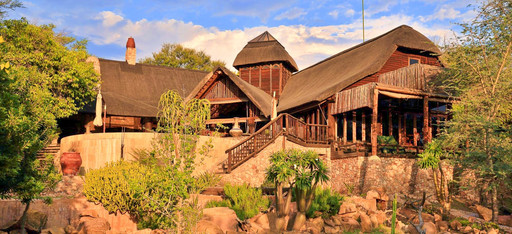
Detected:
[{"left": 60, "top": 142, "right": 82, "bottom": 176}]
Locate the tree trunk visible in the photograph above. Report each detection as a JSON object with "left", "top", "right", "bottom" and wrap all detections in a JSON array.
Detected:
[
  {"left": 292, "top": 212, "right": 306, "bottom": 231},
  {"left": 293, "top": 189, "right": 307, "bottom": 230},
  {"left": 20, "top": 201, "right": 30, "bottom": 234},
  {"left": 492, "top": 185, "right": 498, "bottom": 223},
  {"left": 274, "top": 182, "right": 290, "bottom": 231}
]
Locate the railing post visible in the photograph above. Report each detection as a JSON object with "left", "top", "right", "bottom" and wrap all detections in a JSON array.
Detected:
[{"left": 227, "top": 151, "right": 232, "bottom": 173}]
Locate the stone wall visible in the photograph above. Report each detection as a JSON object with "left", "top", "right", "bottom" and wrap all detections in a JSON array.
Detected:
[
  {"left": 220, "top": 136, "right": 331, "bottom": 186},
  {"left": 330, "top": 155, "right": 453, "bottom": 198}
]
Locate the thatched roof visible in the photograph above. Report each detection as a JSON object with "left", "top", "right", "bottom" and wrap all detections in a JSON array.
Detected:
[
  {"left": 233, "top": 31, "right": 298, "bottom": 72},
  {"left": 278, "top": 25, "right": 441, "bottom": 112},
  {"left": 95, "top": 59, "right": 207, "bottom": 117},
  {"left": 187, "top": 67, "right": 273, "bottom": 117}
]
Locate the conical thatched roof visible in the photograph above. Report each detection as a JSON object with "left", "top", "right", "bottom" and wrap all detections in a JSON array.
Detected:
[
  {"left": 233, "top": 31, "right": 298, "bottom": 72},
  {"left": 278, "top": 25, "right": 441, "bottom": 112}
]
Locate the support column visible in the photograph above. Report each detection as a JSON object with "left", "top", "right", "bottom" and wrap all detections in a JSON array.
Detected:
[
  {"left": 398, "top": 114, "right": 402, "bottom": 145},
  {"left": 352, "top": 111, "right": 357, "bottom": 143},
  {"left": 343, "top": 113, "right": 347, "bottom": 144},
  {"left": 423, "top": 96, "right": 430, "bottom": 143},
  {"left": 413, "top": 114, "right": 418, "bottom": 146},
  {"left": 388, "top": 110, "right": 393, "bottom": 136},
  {"left": 362, "top": 112, "right": 366, "bottom": 142},
  {"left": 327, "top": 103, "right": 336, "bottom": 140},
  {"left": 371, "top": 88, "right": 379, "bottom": 156}
]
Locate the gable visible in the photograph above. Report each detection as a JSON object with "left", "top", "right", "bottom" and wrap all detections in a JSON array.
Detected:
[{"left": 201, "top": 76, "right": 248, "bottom": 101}]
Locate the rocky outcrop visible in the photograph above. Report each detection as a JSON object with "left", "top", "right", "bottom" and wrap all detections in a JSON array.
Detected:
[
  {"left": 76, "top": 210, "right": 110, "bottom": 234},
  {"left": 201, "top": 207, "right": 239, "bottom": 233},
  {"left": 474, "top": 205, "right": 492, "bottom": 222}
]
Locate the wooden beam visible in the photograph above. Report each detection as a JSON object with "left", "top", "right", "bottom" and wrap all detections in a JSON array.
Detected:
[
  {"left": 388, "top": 109, "right": 393, "bottom": 136},
  {"left": 362, "top": 112, "right": 366, "bottom": 142},
  {"left": 423, "top": 95, "right": 430, "bottom": 143},
  {"left": 413, "top": 114, "right": 418, "bottom": 146},
  {"left": 208, "top": 97, "right": 248, "bottom": 104},
  {"left": 371, "top": 88, "right": 379, "bottom": 155},
  {"left": 343, "top": 113, "right": 347, "bottom": 144},
  {"left": 376, "top": 83, "right": 456, "bottom": 100},
  {"left": 206, "top": 116, "right": 268, "bottom": 124},
  {"left": 352, "top": 111, "right": 357, "bottom": 143}
]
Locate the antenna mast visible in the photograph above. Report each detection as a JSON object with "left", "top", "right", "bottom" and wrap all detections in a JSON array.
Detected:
[{"left": 362, "top": 0, "right": 365, "bottom": 42}]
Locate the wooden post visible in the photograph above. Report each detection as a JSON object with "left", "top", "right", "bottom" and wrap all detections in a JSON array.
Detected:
[
  {"left": 371, "top": 88, "right": 379, "bottom": 156},
  {"left": 343, "top": 113, "right": 347, "bottom": 144},
  {"left": 413, "top": 114, "right": 418, "bottom": 146},
  {"left": 388, "top": 110, "right": 393, "bottom": 136},
  {"left": 398, "top": 113, "right": 402, "bottom": 145},
  {"left": 327, "top": 103, "right": 336, "bottom": 140},
  {"left": 352, "top": 111, "right": 357, "bottom": 143},
  {"left": 423, "top": 96, "right": 430, "bottom": 143},
  {"left": 362, "top": 112, "right": 366, "bottom": 142}
]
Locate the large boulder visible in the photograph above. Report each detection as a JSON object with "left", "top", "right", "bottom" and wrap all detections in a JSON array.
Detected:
[
  {"left": 249, "top": 213, "right": 270, "bottom": 230},
  {"left": 339, "top": 202, "right": 357, "bottom": 214},
  {"left": 422, "top": 222, "right": 438, "bottom": 234},
  {"left": 2, "top": 210, "right": 48, "bottom": 233},
  {"left": 347, "top": 197, "right": 377, "bottom": 212},
  {"left": 474, "top": 205, "right": 492, "bottom": 222},
  {"left": 77, "top": 213, "right": 110, "bottom": 234},
  {"left": 305, "top": 217, "right": 323, "bottom": 234},
  {"left": 195, "top": 220, "right": 224, "bottom": 234},
  {"left": 359, "top": 212, "right": 373, "bottom": 232},
  {"left": 41, "top": 227, "right": 66, "bottom": 234},
  {"left": 339, "top": 217, "right": 360, "bottom": 232},
  {"left": 436, "top": 221, "right": 449, "bottom": 232},
  {"left": 497, "top": 215, "right": 512, "bottom": 226},
  {"left": 202, "top": 207, "right": 239, "bottom": 233}
]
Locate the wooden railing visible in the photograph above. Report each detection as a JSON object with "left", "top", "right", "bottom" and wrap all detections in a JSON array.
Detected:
[{"left": 224, "top": 114, "right": 329, "bottom": 173}]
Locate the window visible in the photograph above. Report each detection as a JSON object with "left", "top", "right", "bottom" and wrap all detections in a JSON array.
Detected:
[{"left": 409, "top": 58, "right": 420, "bottom": 65}]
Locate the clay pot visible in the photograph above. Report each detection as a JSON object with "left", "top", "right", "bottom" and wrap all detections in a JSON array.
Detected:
[
  {"left": 229, "top": 117, "right": 243, "bottom": 137},
  {"left": 60, "top": 152, "right": 82, "bottom": 176}
]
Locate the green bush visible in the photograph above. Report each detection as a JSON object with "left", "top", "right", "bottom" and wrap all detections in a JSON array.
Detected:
[
  {"left": 306, "top": 187, "right": 343, "bottom": 218},
  {"left": 207, "top": 183, "right": 270, "bottom": 220},
  {"left": 84, "top": 161, "right": 151, "bottom": 214},
  {"left": 191, "top": 171, "right": 221, "bottom": 193}
]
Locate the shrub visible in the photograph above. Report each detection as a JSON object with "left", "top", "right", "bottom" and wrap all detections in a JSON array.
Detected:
[
  {"left": 84, "top": 161, "right": 151, "bottom": 214},
  {"left": 306, "top": 187, "right": 343, "bottom": 218},
  {"left": 191, "top": 171, "right": 221, "bottom": 193},
  {"left": 207, "top": 183, "right": 270, "bottom": 220}
]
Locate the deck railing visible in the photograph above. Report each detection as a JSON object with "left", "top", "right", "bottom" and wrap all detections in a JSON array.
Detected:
[{"left": 224, "top": 114, "right": 329, "bottom": 172}]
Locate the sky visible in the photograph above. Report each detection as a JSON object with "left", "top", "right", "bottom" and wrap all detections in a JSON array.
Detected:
[{"left": 7, "top": 0, "right": 477, "bottom": 71}]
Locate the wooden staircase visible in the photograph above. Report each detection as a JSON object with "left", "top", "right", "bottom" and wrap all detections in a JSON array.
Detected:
[
  {"left": 36, "top": 140, "right": 60, "bottom": 170},
  {"left": 220, "top": 114, "right": 329, "bottom": 173}
]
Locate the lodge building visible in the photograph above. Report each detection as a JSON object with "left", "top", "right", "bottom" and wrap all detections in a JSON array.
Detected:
[{"left": 64, "top": 25, "right": 453, "bottom": 173}]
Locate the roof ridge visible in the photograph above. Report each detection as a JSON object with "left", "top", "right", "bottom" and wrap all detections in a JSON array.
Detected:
[
  {"left": 249, "top": 31, "right": 277, "bottom": 43},
  {"left": 97, "top": 58, "right": 209, "bottom": 74},
  {"left": 293, "top": 25, "right": 412, "bottom": 76}
]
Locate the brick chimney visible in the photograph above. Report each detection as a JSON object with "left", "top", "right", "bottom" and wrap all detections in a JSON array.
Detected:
[{"left": 125, "top": 37, "right": 136, "bottom": 65}]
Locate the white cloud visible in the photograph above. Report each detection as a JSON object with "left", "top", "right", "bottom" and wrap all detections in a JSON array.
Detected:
[
  {"left": 274, "top": 7, "right": 307, "bottom": 20},
  {"left": 345, "top": 9, "right": 355, "bottom": 17},
  {"left": 75, "top": 11, "right": 456, "bottom": 71},
  {"left": 328, "top": 10, "right": 339, "bottom": 19}
]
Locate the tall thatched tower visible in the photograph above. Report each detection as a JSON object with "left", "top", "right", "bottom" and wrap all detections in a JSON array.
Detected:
[{"left": 233, "top": 31, "right": 298, "bottom": 97}]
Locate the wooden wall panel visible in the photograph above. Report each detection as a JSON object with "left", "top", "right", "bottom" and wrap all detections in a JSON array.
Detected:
[{"left": 344, "top": 48, "right": 441, "bottom": 90}]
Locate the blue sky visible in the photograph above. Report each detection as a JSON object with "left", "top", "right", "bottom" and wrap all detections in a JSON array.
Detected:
[{"left": 8, "top": 0, "right": 477, "bottom": 70}]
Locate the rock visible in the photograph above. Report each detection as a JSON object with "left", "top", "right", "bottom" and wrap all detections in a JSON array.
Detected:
[
  {"left": 305, "top": 217, "right": 323, "bottom": 234},
  {"left": 412, "top": 213, "right": 435, "bottom": 224},
  {"left": 437, "top": 221, "right": 449, "bottom": 232},
  {"left": 366, "top": 190, "right": 381, "bottom": 200},
  {"left": 339, "top": 217, "right": 360, "bottom": 232},
  {"left": 323, "top": 218, "right": 336, "bottom": 227},
  {"left": 360, "top": 212, "right": 373, "bottom": 232},
  {"left": 434, "top": 214, "right": 442, "bottom": 223},
  {"left": 79, "top": 210, "right": 99, "bottom": 218},
  {"left": 133, "top": 229, "right": 152, "bottom": 234},
  {"left": 467, "top": 216, "right": 476, "bottom": 223},
  {"left": 202, "top": 207, "right": 239, "bottom": 233},
  {"left": 450, "top": 220, "right": 462, "bottom": 231},
  {"left": 196, "top": 220, "right": 224, "bottom": 234},
  {"left": 247, "top": 221, "right": 265, "bottom": 233},
  {"left": 462, "top": 225, "right": 473, "bottom": 233},
  {"left": 324, "top": 225, "right": 340, "bottom": 233},
  {"left": 349, "top": 196, "right": 377, "bottom": 212},
  {"left": 339, "top": 202, "right": 357, "bottom": 214},
  {"left": 309, "top": 217, "right": 324, "bottom": 232},
  {"left": 370, "top": 214, "right": 379, "bottom": 229},
  {"left": 251, "top": 213, "right": 270, "bottom": 230},
  {"left": 77, "top": 216, "right": 110, "bottom": 234},
  {"left": 423, "top": 221, "right": 438, "bottom": 234},
  {"left": 64, "top": 225, "right": 77, "bottom": 234},
  {"left": 331, "top": 215, "right": 342, "bottom": 226},
  {"left": 498, "top": 215, "right": 512, "bottom": 226},
  {"left": 372, "top": 210, "right": 387, "bottom": 226},
  {"left": 474, "top": 205, "right": 492, "bottom": 222},
  {"left": 487, "top": 228, "right": 499, "bottom": 234},
  {"left": 41, "top": 227, "right": 66, "bottom": 234}
]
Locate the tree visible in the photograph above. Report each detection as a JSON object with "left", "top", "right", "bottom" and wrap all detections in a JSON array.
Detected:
[
  {"left": 266, "top": 149, "right": 329, "bottom": 231},
  {"left": 0, "top": 0, "right": 22, "bottom": 18},
  {"left": 434, "top": 0, "right": 512, "bottom": 222},
  {"left": 0, "top": 19, "right": 99, "bottom": 232},
  {"left": 140, "top": 43, "right": 225, "bottom": 72}
]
